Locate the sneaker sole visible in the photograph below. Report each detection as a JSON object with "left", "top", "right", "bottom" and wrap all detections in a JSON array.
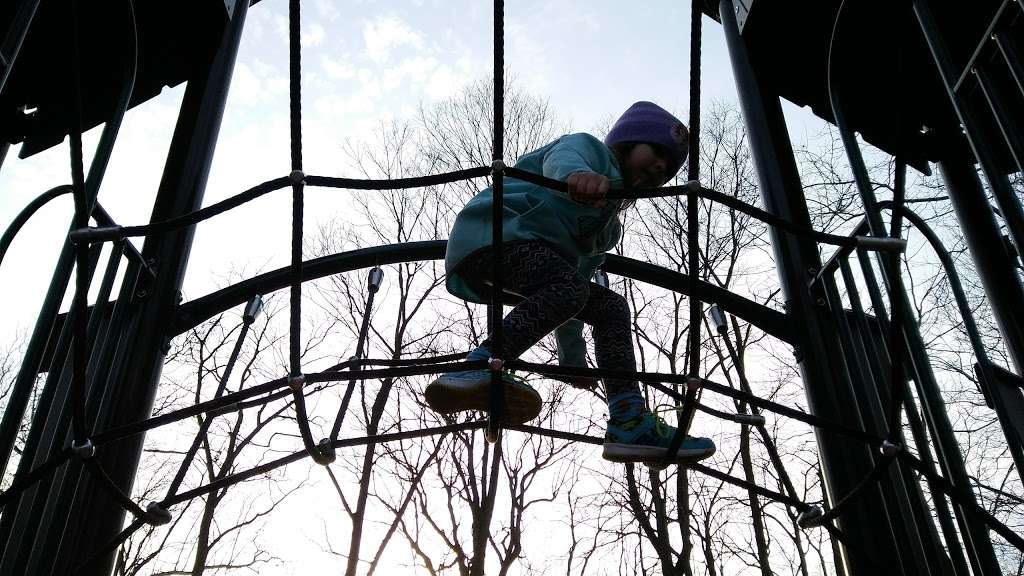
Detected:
[
  {"left": 424, "top": 375, "right": 542, "bottom": 425},
  {"left": 602, "top": 442, "right": 716, "bottom": 465}
]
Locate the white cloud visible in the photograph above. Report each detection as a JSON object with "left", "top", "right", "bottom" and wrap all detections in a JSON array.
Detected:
[
  {"left": 362, "top": 16, "right": 423, "bottom": 64},
  {"left": 320, "top": 55, "right": 357, "bottom": 80},
  {"left": 302, "top": 23, "right": 326, "bottom": 47}
]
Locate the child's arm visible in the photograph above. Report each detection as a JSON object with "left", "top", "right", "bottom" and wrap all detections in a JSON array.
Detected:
[{"left": 541, "top": 134, "right": 615, "bottom": 207}]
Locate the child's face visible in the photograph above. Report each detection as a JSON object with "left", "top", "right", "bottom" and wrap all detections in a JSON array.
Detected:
[{"left": 621, "top": 143, "right": 672, "bottom": 188}]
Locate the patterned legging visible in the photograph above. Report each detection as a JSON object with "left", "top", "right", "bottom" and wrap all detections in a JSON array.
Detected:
[{"left": 460, "top": 241, "right": 640, "bottom": 397}]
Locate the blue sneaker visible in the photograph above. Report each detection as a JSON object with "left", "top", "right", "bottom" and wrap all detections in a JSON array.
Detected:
[
  {"left": 425, "top": 369, "right": 542, "bottom": 424},
  {"left": 603, "top": 411, "right": 716, "bottom": 466}
]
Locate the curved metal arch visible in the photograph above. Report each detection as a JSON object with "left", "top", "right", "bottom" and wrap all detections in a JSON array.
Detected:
[{"left": 173, "top": 240, "right": 793, "bottom": 344}]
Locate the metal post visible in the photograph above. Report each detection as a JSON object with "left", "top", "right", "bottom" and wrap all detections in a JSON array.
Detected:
[
  {"left": 0, "top": 0, "right": 42, "bottom": 94},
  {"left": 829, "top": 67, "right": 999, "bottom": 573},
  {"left": 912, "top": 0, "right": 1024, "bottom": 275},
  {"left": 718, "top": 2, "right": 905, "bottom": 573},
  {"left": 25, "top": 2, "right": 248, "bottom": 574}
]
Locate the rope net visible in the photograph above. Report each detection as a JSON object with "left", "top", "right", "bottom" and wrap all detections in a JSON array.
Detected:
[{"left": 0, "top": 0, "right": 1018, "bottom": 572}]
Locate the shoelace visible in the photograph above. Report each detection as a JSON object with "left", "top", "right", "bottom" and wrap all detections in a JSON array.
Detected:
[{"left": 652, "top": 404, "right": 684, "bottom": 439}]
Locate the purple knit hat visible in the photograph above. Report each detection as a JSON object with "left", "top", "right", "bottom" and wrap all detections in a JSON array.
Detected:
[{"left": 604, "top": 101, "right": 689, "bottom": 180}]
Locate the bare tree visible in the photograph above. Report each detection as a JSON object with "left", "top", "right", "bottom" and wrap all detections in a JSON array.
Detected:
[{"left": 118, "top": 298, "right": 310, "bottom": 575}]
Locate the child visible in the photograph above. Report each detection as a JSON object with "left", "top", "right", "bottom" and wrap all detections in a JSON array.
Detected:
[{"left": 426, "top": 101, "right": 715, "bottom": 465}]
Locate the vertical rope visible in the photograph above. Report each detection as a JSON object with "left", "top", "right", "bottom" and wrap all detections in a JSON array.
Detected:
[
  {"left": 660, "top": 0, "right": 704, "bottom": 466},
  {"left": 686, "top": 0, "right": 703, "bottom": 384},
  {"left": 288, "top": 0, "right": 304, "bottom": 378},
  {"left": 486, "top": 0, "right": 506, "bottom": 443},
  {"left": 69, "top": 0, "right": 90, "bottom": 441}
]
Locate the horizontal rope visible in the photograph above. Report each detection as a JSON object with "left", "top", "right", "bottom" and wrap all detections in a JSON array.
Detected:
[
  {"left": 92, "top": 360, "right": 483, "bottom": 446},
  {"left": 504, "top": 167, "right": 867, "bottom": 249},
  {"left": 508, "top": 360, "right": 882, "bottom": 445},
  {"left": 81, "top": 167, "right": 492, "bottom": 242},
  {"left": 163, "top": 421, "right": 485, "bottom": 507},
  {"left": 508, "top": 424, "right": 810, "bottom": 510},
  {"left": 305, "top": 167, "right": 489, "bottom": 191},
  {"left": 899, "top": 452, "right": 1024, "bottom": 552}
]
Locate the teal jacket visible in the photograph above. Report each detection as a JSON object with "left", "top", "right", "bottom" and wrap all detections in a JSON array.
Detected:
[{"left": 445, "top": 133, "right": 625, "bottom": 367}]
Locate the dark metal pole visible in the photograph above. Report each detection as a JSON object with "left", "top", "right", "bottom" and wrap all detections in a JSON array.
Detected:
[
  {"left": 718, "top": 2, "right": 904, "bottom": 573},
  {"left": 37, "top": 2, "right": 248, "bottom": 574},
  {"left": 829, "top": 71, "right": 998, "bottom": 573},
  {"left": 0, "top": 0, "right": 41, "bottom": 95},
  {"left": 912, "top": 0, "right": 1024, "bottom": 277}
]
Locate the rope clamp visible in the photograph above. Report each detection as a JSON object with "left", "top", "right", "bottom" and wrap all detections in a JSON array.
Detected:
[
  {"left": 488, "top": 357, "right": 504, "bottom": 372},
  {"left": 367, "top": 267, "right": 384, "bottom": 293},
  {"left": 707, "top": 305, "right": 727, "bottom": 335},
  {"left": 288, "top": 373, "right": 306, "bottom": 391},
  {"left": 71, "top": 438, "right": 96, "bottom": 460},
  {"left": 797, "top": 505, "right": 825, "bottom": 529},
  {"left": 879, "top": 440, "right": 901, "bottom": 458},
  {"left": 491, "top": 159, "right": 506, "bottom": 174},
  {"left": 144, "top": 502, "right": 172, "bottom": 526},
  {"left": 243, "top": 295, "right": 265, "bottom": 324},
  {"left": 289, "top": 170, "right": 306, "bottom": 186},
  {"left": 68, "top": 225, "right": 124, "bottom": 245},
  {"left": 316, "top": 438, "right": 337, "bottom": 464},
  {"left": 685, "top": 376, "right": 702, "bottom": 394},
  {"left": 734, "top": 413, "right": 766, "bottom": 427}
]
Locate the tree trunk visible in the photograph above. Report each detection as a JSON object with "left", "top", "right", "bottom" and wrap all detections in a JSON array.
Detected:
[
  {"left": 740, "top": 420, "right": 773, "bottom": 576},
  {"left": 345, "top": 377, "right": 396, "bottom": 576},
  {"left": 190, "top": 493, "right": 219, "bottom": 576}
]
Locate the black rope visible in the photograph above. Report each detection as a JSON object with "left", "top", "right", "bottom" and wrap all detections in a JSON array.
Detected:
[
  {"left": 899, "top": 452, "right": 1024, "bottom": 552},
  {"left": 67, "top": 166, "right": 893, "bottom": 257},
  {"left": 84, "top": 458, "right": 149, "bottom": 520},
  {"left": 510, "top": 360, "right": 883, "bottom": 444},
  {"left": 68, "top": 0, "right": 91, "bottom": 444},
  {"left": 884, "top": 160, "right": 907, "bottom": 439},
  {"left": 72, "top": 518, "right": 146, "bottom": 575},
  {"left": 1, "top": 354, "right": 895, "bottom": 511},
  {"left": 486, "top": 0, "right": 506, "bottom": 444},
  {"left": 329, "top": 268, "right": 383, "bottom": 441},
  {"left": 661, "top": 0, "right": 706, "bottom": 467},
  {"left": 504, "top": 168, "right": 896, "bottom": 251},
  {"left": 163, "top": 421, "right": 485, "bottom": 507},
  {"left": 507, "top": 424, "right": 810, "bottom": 510},
  {"left": 0, "top": 185, "right": 74, "bottom": 272},
  {"left": 814, "top": 448, "right": 898, "bottom": 526},
  {"left": 164, "top": 299, "right": 259, "bottom": 499},
  {"left": 717, "top": 321, "right": 802, "bottom": 501}
]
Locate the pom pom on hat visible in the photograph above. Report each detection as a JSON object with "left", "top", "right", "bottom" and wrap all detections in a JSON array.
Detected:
[{"left": 605, "top": 101, "right": 689, "bottom": 180}]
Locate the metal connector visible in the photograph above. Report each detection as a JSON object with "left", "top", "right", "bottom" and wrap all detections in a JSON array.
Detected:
[
  {"left": 243, "top": 295, "right": 264, "bottom": 324},
  {"left": 69, "top": 225, "right": 125, "bottom": 245},
  {"left": 708, "top": 305, "right": 727, "bottom": 335},
  {"left": 289, "top": 170, "right": 305, "bottom": 185},
  {"left": 287, "top": 373, "right": 306, "bottom": 392},
  {"left": 855, "top": 236, "right": 907, "bottom": 253},
  {"left": 70, "top": 438, "right": 96, "bottom": 460},
  {"left": 797, "top": 506, "right": 825, "bottom": 529},
  {"left": 367, "top": 267, "right": 384, "bottom": 293},
  {"left": 144, "top": 502, "right": 172, "bottom": 526},
  {"left": 733, "top": 413, "right": 766, "bottom": 426}
]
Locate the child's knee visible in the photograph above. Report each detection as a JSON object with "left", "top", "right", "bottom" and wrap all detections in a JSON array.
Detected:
[
  {"left": 563, "top": 275, "right": 591, "bottom": 313},
  {"left": 604, "top": 291, "right": 630, "bottom": 324}
]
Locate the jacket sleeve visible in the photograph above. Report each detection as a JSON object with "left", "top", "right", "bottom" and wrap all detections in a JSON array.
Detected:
[
  {"left": 554, "top": 254, "right": 607, "bottom": 367},
  {"left": 541, "top": 133, "right": 615, "bottom": 185}
]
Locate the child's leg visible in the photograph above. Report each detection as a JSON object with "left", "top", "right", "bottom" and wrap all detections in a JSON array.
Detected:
[
  {"left": 467, "top": 242, "right": 590, "bottom": 361},
  {"left": 573, "top": 282, "right": 716, "bottom": 464},
  {"left": 426, "top": 242, "right": 589, "bottom": 423}
]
